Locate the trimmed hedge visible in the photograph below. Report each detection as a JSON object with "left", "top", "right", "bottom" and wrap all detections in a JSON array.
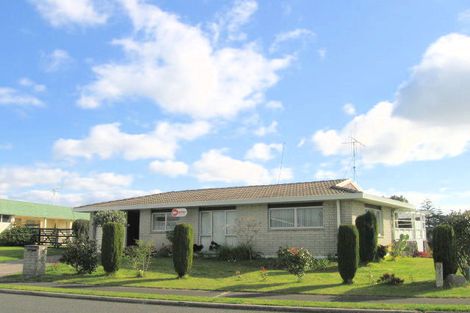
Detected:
[
  {"left": 337, "top": 225, "right": 359, "bottom": 284},
  {"left": 172, "top": 223, "right": 193, "bottom": 278},
  {"left": 101, "top": 222, "right": 125, "bottom": 274},
  {"left": 433, "top": 224, "right": 458, "bottom": 278},
  {"left": 355, "top": 211, "right": 378, "bottom": 264},
  {"left": 72, "top": 219, "right": 89, "bottom": 238}
]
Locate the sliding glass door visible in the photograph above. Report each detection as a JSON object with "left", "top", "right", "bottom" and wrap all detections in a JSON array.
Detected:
[{"left": 199, "top": 209, "right": 237, "bottom": 250}]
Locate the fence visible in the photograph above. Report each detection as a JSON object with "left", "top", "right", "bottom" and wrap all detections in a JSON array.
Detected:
[{"left": 32, "top": 228, "right": 74, "bottom": 247}]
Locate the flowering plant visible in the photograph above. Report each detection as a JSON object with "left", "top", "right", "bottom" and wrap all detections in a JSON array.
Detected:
[{"left": 277, "top": 247, "right": 313, "bottom": 280}]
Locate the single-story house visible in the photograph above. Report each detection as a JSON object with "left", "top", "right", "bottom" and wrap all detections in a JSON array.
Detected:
[
  {"left": 0, "top": 198, "right": 89, "bottom": 233},
  {"left": 75, "top": 179, "right": 426, "bottom": 256}
]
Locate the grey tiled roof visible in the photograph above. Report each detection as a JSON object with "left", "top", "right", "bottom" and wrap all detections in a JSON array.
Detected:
[{"left": 76, "top": 179, "right": 360, "bottom": 210}]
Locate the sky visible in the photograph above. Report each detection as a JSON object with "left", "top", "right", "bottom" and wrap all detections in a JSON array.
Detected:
[{"left": 1, "top": 0, "right": 470, "bottom": 211}]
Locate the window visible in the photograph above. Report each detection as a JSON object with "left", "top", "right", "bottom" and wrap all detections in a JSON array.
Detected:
[
  {"left": 269, "top": 207, "right": 323, "bottom": 229},
  {"left": 225, "top": 211, "right": 237, "bottom": 235},
  {"left": 365, "top": 205, "right": 383, "bottom": 235},
  {"left": 152, "top": 212, "right": 178, "bottom": 232},
  {"left": 0, "top": 215, "right": 11, "bottom": 223}
]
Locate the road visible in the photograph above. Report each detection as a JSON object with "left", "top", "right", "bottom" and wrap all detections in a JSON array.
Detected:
[{"left": 0, "top": 293, "right": 266, "bottom": 313}]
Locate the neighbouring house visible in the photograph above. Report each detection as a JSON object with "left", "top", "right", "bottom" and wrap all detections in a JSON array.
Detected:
[
  {"left": 0, "top": 198, "right": 89, "bottom": 233},
  {"left": 76, "top": 179, "right": 426, "bottom": 256}
]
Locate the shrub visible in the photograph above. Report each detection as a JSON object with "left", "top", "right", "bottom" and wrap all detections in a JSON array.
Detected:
[
  {"left": 390, "top": 234, "right": 409, "bottom": 260},
  {"left": 337, "top": 225, "right": 359, "bottom": 284},
  {"left": 125, "top": 240, "right": 155, "bottom": 277},
  {"left": 61, "top": 237, "right": 98, "bottom": 274},
  {"left": 414, "top": 251, "right": 432, "bottom": 258},
  {"left": 433, "top": 224, "right": 458, "bottom": 278},
  {"left": 446, "top": 211, "right": 470, "bottom": 280},
  {"left": 172, "top": 223, "right": 193, "bottom": 278},
  {"left": 355, "top": 211, "right": 378, "bottom": 264},
  {"left": 93, "top": 210, "right": 126, "bottom": 227},
  {"left": 375, "top": 245, "right": 387, "bottom": 261},
  {"left": 101, "top": 222, "right": 125, "bottom": 274},
  {"left": 166, "top": 230, "right": 175, "bottom": 244},
  {"left": 277, "top": 247, "right": 313, "bottom": 280},
  {"left": 377, "top": 273, "right": 404, "bottom": 285},
  {"left": 234, "top": 217, "right": 261, "bottom": 260},
  {"left": 218, "top": 244, "right": 260, "bottom": 261},
  {"left": 0, "top": 225, "right": 35, "bottom": 246},
  {"left": 72, "top": 219, "right": 89, "bottom": 238}
]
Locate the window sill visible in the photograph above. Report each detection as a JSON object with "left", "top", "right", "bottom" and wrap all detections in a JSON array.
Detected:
[{"left": 269, "top": 226, "right": 324, "bottom": 231}]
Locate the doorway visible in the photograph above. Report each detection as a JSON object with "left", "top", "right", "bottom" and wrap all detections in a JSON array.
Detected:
[
  {"left": 126, "top": 210, "right": 140, "bottom": 246},
  {"left": 199, "top": 209, "right": 237, "bottom": 250}
]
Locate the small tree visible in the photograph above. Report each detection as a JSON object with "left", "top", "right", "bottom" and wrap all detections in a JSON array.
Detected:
[
  {"left": 433, "top": 224, "right": 458, "bottom": 278},
  {"left": 101, "top": 222, "right": 125, "bottom": 274},
  {"left": 125, "top": 240, "right": 155, "bottom": 277},
  {"left": 355, "top": 211, "right": 378, "bottom": 264},
  {"left": 234, "top": 216, "right": 261, "bottom": 260},
  {"left": 172, "top": 224, "right": 193, "bottom": 278},
  {"left": 93, "top": 210, "right": 126, "bottom": 227},
  {"left": 72, "top": 219, "right": 90, "bottom": 238},
  {"left": 62, "top": 237, "right": 99, "bottom": 274},
  {"left": 337, "top": 225, "right": 359, "bottom": 284}
]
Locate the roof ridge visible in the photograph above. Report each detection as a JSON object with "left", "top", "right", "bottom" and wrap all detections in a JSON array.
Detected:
[{"left": 75, "top": 179, "right": 349, "bottom": 208}]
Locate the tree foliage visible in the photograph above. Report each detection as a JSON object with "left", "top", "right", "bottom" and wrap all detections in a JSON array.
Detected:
[
  {"left": 72, "top": 219, "right": 89, "bottom": 238},
  {"left": 337, "top": 225, "right": 359, "bottom": 284},
  {"left": 93, "top": 210, "right": 126, "bottom": 227},
  {"left": 172, "top": 224, "right": 193, "bottom": 278},
  {"left": 390, "top": 195, "right": 409, "bottom": 203},
  {"left": 355, "top": 211, "right": 378, "bottom": 264},
  {"left": 101, "top": 222, "right": 125, "bottom": 274},
  {"left": 433, "top": 224, "right": 458, "bottom": 278},
  {"left": 420, "top": 199, "right": 446, "bottom": 243},
  {"left": 446, "top": 211, "right": 470, "bottom": 279},
  {"left": 62, "top": 237, "right": 98, "bottom": 274}
]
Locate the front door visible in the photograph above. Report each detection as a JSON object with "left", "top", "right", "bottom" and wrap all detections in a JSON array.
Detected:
[
  {"left": 126, "top": 210, "right": 140, "bottom": 246},
  {"left": 199, "top": 209, "right": 237, "bottom": 250}
]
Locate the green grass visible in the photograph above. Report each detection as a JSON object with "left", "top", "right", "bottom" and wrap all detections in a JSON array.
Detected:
[
  {"left": 0, "top": 246, "right": 64, "bottom": 263},
  {"left": 0, "top": 283, "right": 469, "bottom": 312},
  {"left": 1, "top": 256, "right": 468, "bottom": 298}
]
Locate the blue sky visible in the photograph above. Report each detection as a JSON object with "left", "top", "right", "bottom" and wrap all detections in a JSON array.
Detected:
[{"left": 1, "top": 0, "right": 470, "bottom": 211}]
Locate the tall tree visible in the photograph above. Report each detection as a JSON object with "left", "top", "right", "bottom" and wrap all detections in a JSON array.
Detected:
[
  {"left": 390, "top": 195, "right": 409, "bottom": 203},
  {"left": 420, "top": 199, "right": 446, "bottom": 243}
]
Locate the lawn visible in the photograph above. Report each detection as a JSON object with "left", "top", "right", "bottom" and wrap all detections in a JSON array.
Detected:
[
  {"left": 2, "top": 256, "right": 469, "bottom": 298},
  {"left": 0, "top": 246, "right": 64, "bottom": 263}
]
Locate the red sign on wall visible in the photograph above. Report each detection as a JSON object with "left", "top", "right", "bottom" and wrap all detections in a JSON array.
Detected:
[{"left": 171, "top": 208, "right": 187, "bottom": 217}]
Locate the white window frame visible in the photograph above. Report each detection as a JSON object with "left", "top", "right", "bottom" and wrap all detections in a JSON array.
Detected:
[
  {"left": 151, "top": 212, "right": 178, "bottom": 232},
  {"left": 365, "top": 206, "right": 384, "bottom": 236},
  {"left": 199, "top": 210, "right": 237, "bottom": 244},
  {"left": 269, "top": 206, "right": 324, "bottom": 230}
]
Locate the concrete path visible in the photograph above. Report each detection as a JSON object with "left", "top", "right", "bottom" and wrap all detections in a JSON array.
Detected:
[{"left": 14, "top": 282, "right": 470, "bottom": 306}]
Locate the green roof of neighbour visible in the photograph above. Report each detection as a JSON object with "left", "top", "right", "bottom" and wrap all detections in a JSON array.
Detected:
[{"left": 0, "top": 199, "right": 89, "bottom": 220}]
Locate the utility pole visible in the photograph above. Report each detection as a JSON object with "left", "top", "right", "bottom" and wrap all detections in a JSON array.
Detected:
[
  {"left": 343, "top": 136, "right": 365, "bottom": 182},
  {"left": 277, "top": 142, "right": 285, "bottom": 184}
]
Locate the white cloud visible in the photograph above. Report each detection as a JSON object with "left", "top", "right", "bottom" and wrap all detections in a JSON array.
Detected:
[
  {"left": 317, "top": 48, "right": 327, "bottom": 60},
  {"left": 245, "top": 143, "right": 282, "bottom": 161},
  {"left": 0, "top": 165, "right": 149, "bottom": 207},
  {"left": 42, "top": 49, "right": 73, "bottom": 72},
  {"left": 458, "top": 9, "right": 470, "bottom": 24},
  {"left": 149, "top": 160, "right": 189, "bottom": 177},
  {"left": 32, "top": 0, "right": 108, "bottom": 27},
  {"left": 54, "top": 120, "right": 210, "bottom": 161},
  {"left": 270, "top": 28, "right": 315, "bottom": 53},
  {"left": 297, "top": 137, "right": 306, "bottom": 148},
  {"left": 18, "top": 78, "right": 46, "bottom": 92},
  {"left": 342, "top": 103, "right": 356, "bottom": 116},
  {"left": 313, "top": 33, "right": 470, "bottom": 166},
  {"left": 265, "top": 100, "right": 283, "bottom": 110},
  {"left": 210, "top": 0, "right": 258, "bottom": 42},
  {"left": 255, "top": 120, "right": 278, "bottom": 136},
  {"left": 78, "top": 0, "right": 291, "bottom": 119},
  {"left": 314, "top": 169, "right": 339, "bottom": 180},
  {"left": 193, "top": 149, "right": 293, "bottom": 185},
  {"left": 0, "top": 87, "right": 43, "bottom": 107}
]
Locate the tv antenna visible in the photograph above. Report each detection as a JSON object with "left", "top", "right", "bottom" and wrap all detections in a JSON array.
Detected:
[{"left": 343, "top": 136, "right": 365, "bottom": 182}]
